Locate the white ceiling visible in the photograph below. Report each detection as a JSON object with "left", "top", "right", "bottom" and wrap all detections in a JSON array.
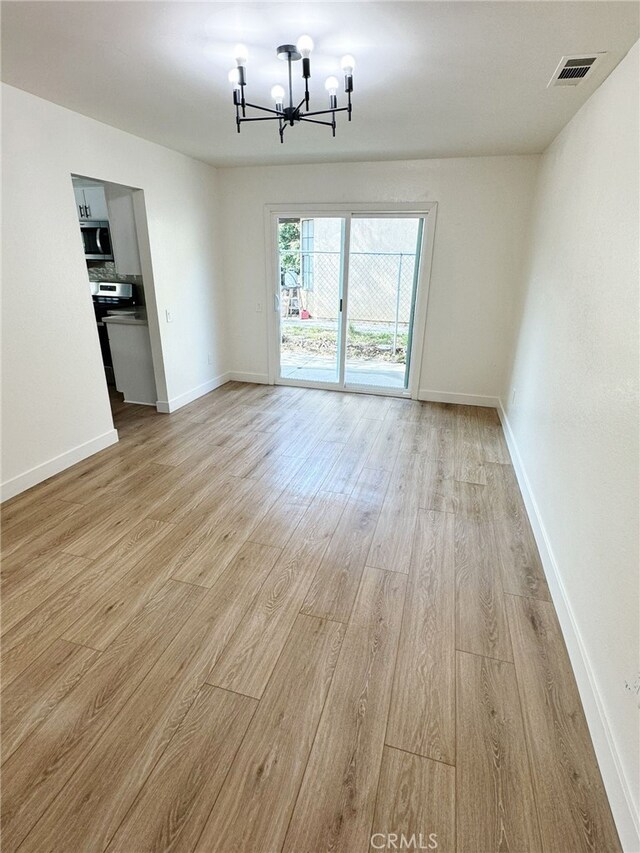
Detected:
[{"left": 1, "top": 1, "right": 638, "bottom": 167}]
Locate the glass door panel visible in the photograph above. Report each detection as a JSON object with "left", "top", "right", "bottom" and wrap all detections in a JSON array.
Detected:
[
  {"left": 344, "top": 217, "right": 423, "bottom": 390},
  {"left": 278, "top": 216, "right": 345, "bottom": 385}
]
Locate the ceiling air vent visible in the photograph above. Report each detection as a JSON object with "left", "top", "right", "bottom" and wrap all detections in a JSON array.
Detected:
[{"left": 548, "top": 54, "right": 605, "bottom": 87}]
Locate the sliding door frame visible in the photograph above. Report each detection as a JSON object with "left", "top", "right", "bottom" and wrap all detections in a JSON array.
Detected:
[{"left": 264, "top": 202, "right": 438, "bottom": 400}]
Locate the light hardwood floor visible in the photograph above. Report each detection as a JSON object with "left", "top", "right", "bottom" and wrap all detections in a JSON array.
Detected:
[{"left": 1, "top": 383, "right": 620, "bottom": 852}]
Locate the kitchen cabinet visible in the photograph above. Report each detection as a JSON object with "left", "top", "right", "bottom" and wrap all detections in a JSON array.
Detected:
[
  {"left": 105, "top": 185, "right": 142, "bottom": 276},
  {"left": 104, "top": 315, "right": 156, "bottom": 405},
  {"left": 73, "top": 179, "right": 142, "bottom": 276},
  {"left": 74, "top": 185, "right": 109, "bottom": 221}
]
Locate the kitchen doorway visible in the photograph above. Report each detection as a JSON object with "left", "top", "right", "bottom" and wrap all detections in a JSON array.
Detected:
[
  {"left": 269, "top": 205, "right": 435, "bottom": 398},
  {"left": 71, "top": 174, "right": 167, "bottom": 415}
]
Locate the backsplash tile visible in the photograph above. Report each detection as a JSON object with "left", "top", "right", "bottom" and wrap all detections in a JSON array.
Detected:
[{"left": 87, "top": 261, "right": 142, "bottom": 287}]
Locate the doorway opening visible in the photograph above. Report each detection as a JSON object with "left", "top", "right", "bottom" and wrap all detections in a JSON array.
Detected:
[
  {"left": 71, "top": 174, "right": 166, "bottom": 421},
  {"left": 273, "top": 208, "right": 433, "bottom": 397}
]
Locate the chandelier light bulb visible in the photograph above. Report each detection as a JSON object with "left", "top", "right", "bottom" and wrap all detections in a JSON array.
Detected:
[
  {"left": 296, "top": 34, "right": 314, "bottom": 58},
  {"left": 271, "top": 84, "right": 285, "bottom": 103},
  {"left": 340, "top": 54, "right": 356, "bottom": 73},
  {"left": 228, "top": 68, "right": 241, "bottom": 88},
  {"left": 234, "top": 43, "right": 248, "bottom": 66},
  {"left": 325, "top": 75, "right": 339, "bottom": 95}
]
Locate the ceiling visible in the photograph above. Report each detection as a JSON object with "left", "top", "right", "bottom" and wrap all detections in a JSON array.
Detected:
[{"left": 1, "top": 1, "right": 638, "bottom": 167}]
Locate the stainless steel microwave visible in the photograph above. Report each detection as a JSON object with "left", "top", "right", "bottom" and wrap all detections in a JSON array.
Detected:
[{"left": 81, "top": 220, "right": 113, "bottom": 261}]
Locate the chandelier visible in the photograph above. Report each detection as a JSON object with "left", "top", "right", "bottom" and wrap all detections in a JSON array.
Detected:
[{"left": 228, "top": 36, "right": 355, "bottom": 143}]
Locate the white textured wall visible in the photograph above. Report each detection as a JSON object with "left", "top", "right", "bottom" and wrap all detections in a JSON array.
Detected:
[
  {"left": 503, "top": 42, "right": 640, "bottom": 848},
  {"left": 219, "top": 156, "right": 539, "bottom": 398},
  {"left": 1, "top": 84, "right": 226, "bottom": 498}
]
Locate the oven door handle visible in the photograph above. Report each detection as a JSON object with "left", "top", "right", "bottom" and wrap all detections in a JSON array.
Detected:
[{"left": 95, "top": 227, "right": 103, "bottom": 254}]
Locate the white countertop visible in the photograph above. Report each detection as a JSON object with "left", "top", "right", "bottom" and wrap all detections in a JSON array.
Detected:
[{"left": 103, "top": 315, "right": 148, "bottom": 326}]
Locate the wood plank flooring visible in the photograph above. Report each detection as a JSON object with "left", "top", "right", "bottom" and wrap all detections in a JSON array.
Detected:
[{"left": 0, "top": 382, "right": 620, "bottom": 852}]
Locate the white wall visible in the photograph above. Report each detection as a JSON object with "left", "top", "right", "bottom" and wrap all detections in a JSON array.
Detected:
[
  {"left": 219, "top": 156, "right": 539, "bottom": 400},
  {"left": 1, "top": 84, "right": 227, "bottom": 499},
  {"left": 502, "top": 42, "right": 640, "bottom": 850}
]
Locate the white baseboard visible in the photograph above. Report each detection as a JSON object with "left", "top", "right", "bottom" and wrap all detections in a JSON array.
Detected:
[
  {"left": 227, "top": 372, "right": 270, "bottom": 385},
  {"left": 498, "top": 401, "right": 639, "bottom": 852},
  {"left": 418, "top": 389, "right": 500, "bottom": 407},
  {"left": 223, "top": 381, "right": 496, "bottom": 403},
  {"left": 156, "top": 372, "right": 232, "bottom": 413},
  {"left": 0, "top": 428, "right": 119, "bottom": 503}
]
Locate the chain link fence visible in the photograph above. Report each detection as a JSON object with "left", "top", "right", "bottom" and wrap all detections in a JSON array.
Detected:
[{"left": 280, "top": 250, "right": 416, "bottom": 363}]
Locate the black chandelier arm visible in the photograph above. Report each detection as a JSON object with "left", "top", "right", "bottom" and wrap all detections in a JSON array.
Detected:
[
  {"left": 300, "top": 106, "right": 351, "bottom": 119},
  {"left": 243, "top": 101, "right": 283, "bottom": 116},
  {"left": 238, "top": 115, "right": 282, "bottom": 123},
  {"left": 299, "top": 116, "right": 334, "bottom": 127}
]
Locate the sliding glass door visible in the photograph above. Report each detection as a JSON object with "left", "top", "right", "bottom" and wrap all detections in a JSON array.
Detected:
[
  {"left": 275, "top": 212, "right": 426, "bottom": 396},
  {"left": 345, "top": 217, "right": 423, "bottom": 390},
  {"left": 278, "top": 217, "right": 345, "bottom": 385}
]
